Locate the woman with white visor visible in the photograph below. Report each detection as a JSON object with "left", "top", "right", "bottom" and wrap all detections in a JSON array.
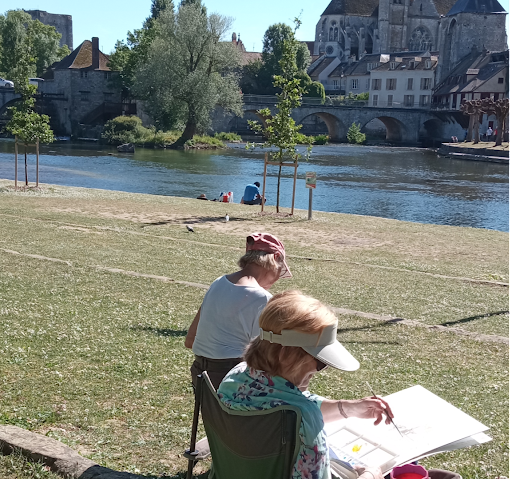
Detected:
[{"left": 218, "top": 290, "right": 394, "bottom": 479}]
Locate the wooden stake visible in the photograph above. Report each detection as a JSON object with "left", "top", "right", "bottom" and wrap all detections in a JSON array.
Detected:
[
  {"left": 261, "top": 153, "right": 268, "bottom": 213},
  {"left": 36, "top": 139, "right": 39, "bottom": 187},
  {"left": 291, "top": 160, "right": 298, "bottom": 216},
  {"left": 14, "top": 136, "right": 18, "bottom": 191}
]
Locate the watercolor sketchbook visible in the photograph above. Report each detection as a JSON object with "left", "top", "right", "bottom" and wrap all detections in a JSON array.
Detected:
[{"left": 326, "top": 385, "right": 491, "bottom": 478}]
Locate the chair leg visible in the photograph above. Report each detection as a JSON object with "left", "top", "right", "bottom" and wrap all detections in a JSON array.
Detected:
[{"left": 185, "top": 374, "right": 203, "bottom": 479}]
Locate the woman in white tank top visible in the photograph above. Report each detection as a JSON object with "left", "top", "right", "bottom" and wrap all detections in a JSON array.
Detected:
[{"left": 185, "top": 232, "right": 292, "bottom": 389}]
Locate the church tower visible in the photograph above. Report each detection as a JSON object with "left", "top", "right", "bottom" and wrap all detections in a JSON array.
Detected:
[
  {"left": 378, "top": 0, "right": 410, "bottom": 52},
  {"left": 437, "top": 0, "right": 507, "bottom": 81}
]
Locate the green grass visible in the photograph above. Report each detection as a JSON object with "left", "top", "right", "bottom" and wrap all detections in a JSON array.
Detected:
[{"left": 0, "top": 182, "right": 508, "bottom": 478}]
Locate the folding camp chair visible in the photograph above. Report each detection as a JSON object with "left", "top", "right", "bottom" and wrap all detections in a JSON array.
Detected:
[{"left": 185, "top": 372, "right": 302, "bottom": 479}]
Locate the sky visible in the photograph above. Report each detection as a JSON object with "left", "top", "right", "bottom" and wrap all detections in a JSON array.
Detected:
[{"left": 8, "top": 0, "right": 511, "bottom": 54}]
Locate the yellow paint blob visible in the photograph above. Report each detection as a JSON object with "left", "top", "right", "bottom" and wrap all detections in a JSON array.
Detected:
[{"left": 352, "top": 444, "right": 362, "bottom": 452}]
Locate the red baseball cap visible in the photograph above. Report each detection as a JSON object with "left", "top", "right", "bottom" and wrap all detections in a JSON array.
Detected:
[{"left": 246, "top": 233, "right": 292, "bottom": 279}]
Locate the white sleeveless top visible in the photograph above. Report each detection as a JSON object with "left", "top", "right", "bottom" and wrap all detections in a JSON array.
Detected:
[{"left": 192, "top": 275, "right": 272, "bottom": 359}]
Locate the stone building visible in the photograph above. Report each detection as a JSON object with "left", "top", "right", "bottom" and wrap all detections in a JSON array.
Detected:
[
  {"left": 436, "top": 0, "right": 507, "bottom": 82},
  {"left": 26, "top": 10, "right": 73, "bottom": 49},
  {"left": 368, "top": 53, "right": 438, "bottom": 107},
  {"left": 40, "top": 37, "right": 127, "bottom": 137},
  {"left": 432, "top": 49, "right": 508, "bottom": 137},
  {"left": 309, "top": 0, "right": 507, "bottom": 88}
]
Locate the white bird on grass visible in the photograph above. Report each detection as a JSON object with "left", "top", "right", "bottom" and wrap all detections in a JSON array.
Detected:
[{"left": 186, "top": 225, "right": 194, "bottom": 232}]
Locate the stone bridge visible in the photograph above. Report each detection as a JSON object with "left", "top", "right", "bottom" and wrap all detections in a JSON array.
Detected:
[
  {"left": 213, "top": 96, "right": 462, "bottom": 145},
  {"left": 0, "top": 87, "right": 21, "bottom": 123}
]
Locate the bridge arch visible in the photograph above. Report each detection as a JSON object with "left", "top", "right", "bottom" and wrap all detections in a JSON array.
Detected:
[
  {"left": 296, "top": 112, "right": 346, "bottom": 142},
  {"left": 361, "top": 115, "right": 409, "bottom": 142},
  {"left": 0, "top": 97, "right": 22, "bottom": 118},
  {"left": 420, "top": 118, "right": 445, "bottom": 146}
]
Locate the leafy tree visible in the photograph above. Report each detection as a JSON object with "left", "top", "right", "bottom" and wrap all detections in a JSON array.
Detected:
[
  {"left": 5, "top": 73, "right": 54, "bottom": 186},
  {"left": 29, "top": 20, "right": 70, "bottom": 76},
  {"left": 0, "top": 10, "right": 35, "bottom": 79},
  {"left": 0, "top": 10, "right": 69, "bottom": 79},
  {"left": 305, "top": 81, "right": 325, "bottom": 101},
  {"left": 135, "top": 1, "right": 242, "bottom": 148},
  {"left": 237, "top": 23, "right": 312, "bottom": 95},
  {"left": 347, "top": 122, "right": 366, "bottom": 144},
  {"left": 240, "top": 59, "right": 264, "bottom": 94},
  {"left": 248, "top": 19, "right": 311, "bottom": 213},
  {"left": 108, "top": 0, "right": 174, "bottom": 97}
]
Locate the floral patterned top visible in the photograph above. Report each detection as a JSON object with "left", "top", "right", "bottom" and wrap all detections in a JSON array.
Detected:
[{"left": 217, "top": 362, "right": 330, "bottom": 479}]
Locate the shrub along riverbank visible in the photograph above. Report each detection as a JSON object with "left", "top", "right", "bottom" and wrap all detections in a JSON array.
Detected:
[
  {"left": 102, "top": 116, "right": 330, "bottom": 149},
  {"left": 0, "top": 181, "right": 508, "bottom": 479}
]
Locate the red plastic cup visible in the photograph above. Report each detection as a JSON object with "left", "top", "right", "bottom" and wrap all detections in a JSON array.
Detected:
[{"left": 391, "top": 464, "right": 429, "bottom": 479}]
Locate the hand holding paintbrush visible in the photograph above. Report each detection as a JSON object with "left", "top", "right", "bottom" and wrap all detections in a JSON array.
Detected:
[{"left": 366, "top": 381, "right": 403, "bottom": 436}]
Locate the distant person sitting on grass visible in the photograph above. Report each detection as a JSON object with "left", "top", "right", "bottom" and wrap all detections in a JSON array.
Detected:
[{"left": 241, "top": 182, "right": 263, "bottom": 205}]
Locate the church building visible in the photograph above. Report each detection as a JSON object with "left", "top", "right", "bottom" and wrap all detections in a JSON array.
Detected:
[{"left": 310, "top": 0, "right": 507, "bottom": 85}]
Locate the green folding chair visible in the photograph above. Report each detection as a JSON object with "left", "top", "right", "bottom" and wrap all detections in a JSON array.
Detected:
[{"left": 185, "top": 372, "right": 302, "bottom": 479}]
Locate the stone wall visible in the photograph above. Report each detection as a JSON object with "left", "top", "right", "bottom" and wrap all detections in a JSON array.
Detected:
[
  {"left": 437, "top": 12, "right": 507, "bottom": 82},
  {"left": 40, "top": 70, "right": 121, "bottom": 137},
  {"left": 26, "top": 10, "right": 73, "bottom": 49}
]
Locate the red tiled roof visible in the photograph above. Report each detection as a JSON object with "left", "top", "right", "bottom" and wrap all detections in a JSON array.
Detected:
[
  {"left": 52, "top": 40, "right": 111, "bottom": 71},
  {"left": 241, "top": 52, "right": 262, "bottom": 66}
]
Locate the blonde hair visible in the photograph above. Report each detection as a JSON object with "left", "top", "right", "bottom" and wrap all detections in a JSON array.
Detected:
[
  {"left": 238, "top": 250, "right": 281, "bottom": 274},
  {"left": 244, "top": 290, "right": 337, "bottom": 377}
]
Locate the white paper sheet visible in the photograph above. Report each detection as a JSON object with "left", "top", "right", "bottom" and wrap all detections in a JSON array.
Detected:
[{"left": 325, "top": 385, "right": 490, "bottom": 474}]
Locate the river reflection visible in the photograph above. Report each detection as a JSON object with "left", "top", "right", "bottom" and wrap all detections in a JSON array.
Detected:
[{"left": 0, "top": 140, "right": 508, "bottom": 232}]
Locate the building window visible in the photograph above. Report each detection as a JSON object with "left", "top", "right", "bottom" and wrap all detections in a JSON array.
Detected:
[
  {"left": 367, "top": 62, "right": 379, "bottom": 71},
  {"left": 498, "top": 77, "right": 504, "bottom": 83},
  {"left": 425, "top": 60, "right": 432, "bottom": 69},
  {"left": 386, "top": 78, "right": 397, "bottom": 90},
  {"left": 404, "top": 95, "right": 414, "bottom": 107},
  {"left": 420, "top": 95, "right": 430, "bottom": 106},
  {"left": 80, "top": 71, "right": 88, "bottom": 78},
  {"left": 390, "top": 62, "right": 398, "bottom": 70},
  {"left": 420, "top": 78, "right": 431, "bottom": 90},
  {"left": 372, "top": 78, "right": 381, "bottom": 90},
  {"left": 333, "top": 80, "right": 339, "bottom": 89},
  {"left": 407, "top": 78, "right": 414, "bottom": 90},
  {"left": 352, "top": 79, "right": 359, "bottom": 89},
  {"left": 104, "top": 71, "right": 112, "bottom": 80},
  {"left": 373, "top": 94, "right": 378, "bottom": 106},
  {"left": 80, "top": 91, "right": 90, "bottom": 102},
  {"left": 388, "top": 95, "right": 393, "bottom": 107}
]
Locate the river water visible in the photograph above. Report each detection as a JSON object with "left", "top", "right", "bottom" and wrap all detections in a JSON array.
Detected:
[{"left": 0, "top": 140, "right": 508, "bottom": 232}]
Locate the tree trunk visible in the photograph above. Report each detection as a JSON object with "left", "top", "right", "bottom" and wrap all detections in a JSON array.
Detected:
[
  {"left": 24, "top": 144, "right": 28, "bottom": 186},
  {"left": 472, "top": 114, "right": 480, "bottom": 144},
  {"left": 276, "top": 163, "right": 282, "bottom": 213},
  {"left": 170, "top": 108, "right": 197, "bottom": 149},
  {"left": 466, "top": 115, "right": 474, "bottom": 142},
  {"left": 495, "top": 114, "right": 504, "bottom": 146}
]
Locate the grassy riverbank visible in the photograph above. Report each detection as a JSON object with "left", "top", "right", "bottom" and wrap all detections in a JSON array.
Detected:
[{"left": 0, "top": 180, "right": 508, "bottom": 479}]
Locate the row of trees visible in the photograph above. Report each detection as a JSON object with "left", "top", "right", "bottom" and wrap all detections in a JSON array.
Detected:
[{"left": 0, "top": 10, "right": 70, "bottom": 79}]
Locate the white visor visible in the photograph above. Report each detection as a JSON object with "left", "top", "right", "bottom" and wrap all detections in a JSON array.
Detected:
[{"left": 259, "top": 323, "right": 360, "bottom": 372}]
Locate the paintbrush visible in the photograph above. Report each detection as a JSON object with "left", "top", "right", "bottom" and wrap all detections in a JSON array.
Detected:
[{"left": 366, "top": 381, "right": 403, "bottom": 437}]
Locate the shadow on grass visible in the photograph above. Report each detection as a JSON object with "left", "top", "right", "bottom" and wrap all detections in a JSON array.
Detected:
[
  {"left": 338, "top": 321, "right": 396, "bottom": 334},
  {"left": 141, "top": 215, "right": 253, "bottom": 227},
  {"left": 440, "top": 310, "right": 509, "bottom": 327},
  {"left": 130, "top": 326, "right": 188, "bottom": 337}
]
